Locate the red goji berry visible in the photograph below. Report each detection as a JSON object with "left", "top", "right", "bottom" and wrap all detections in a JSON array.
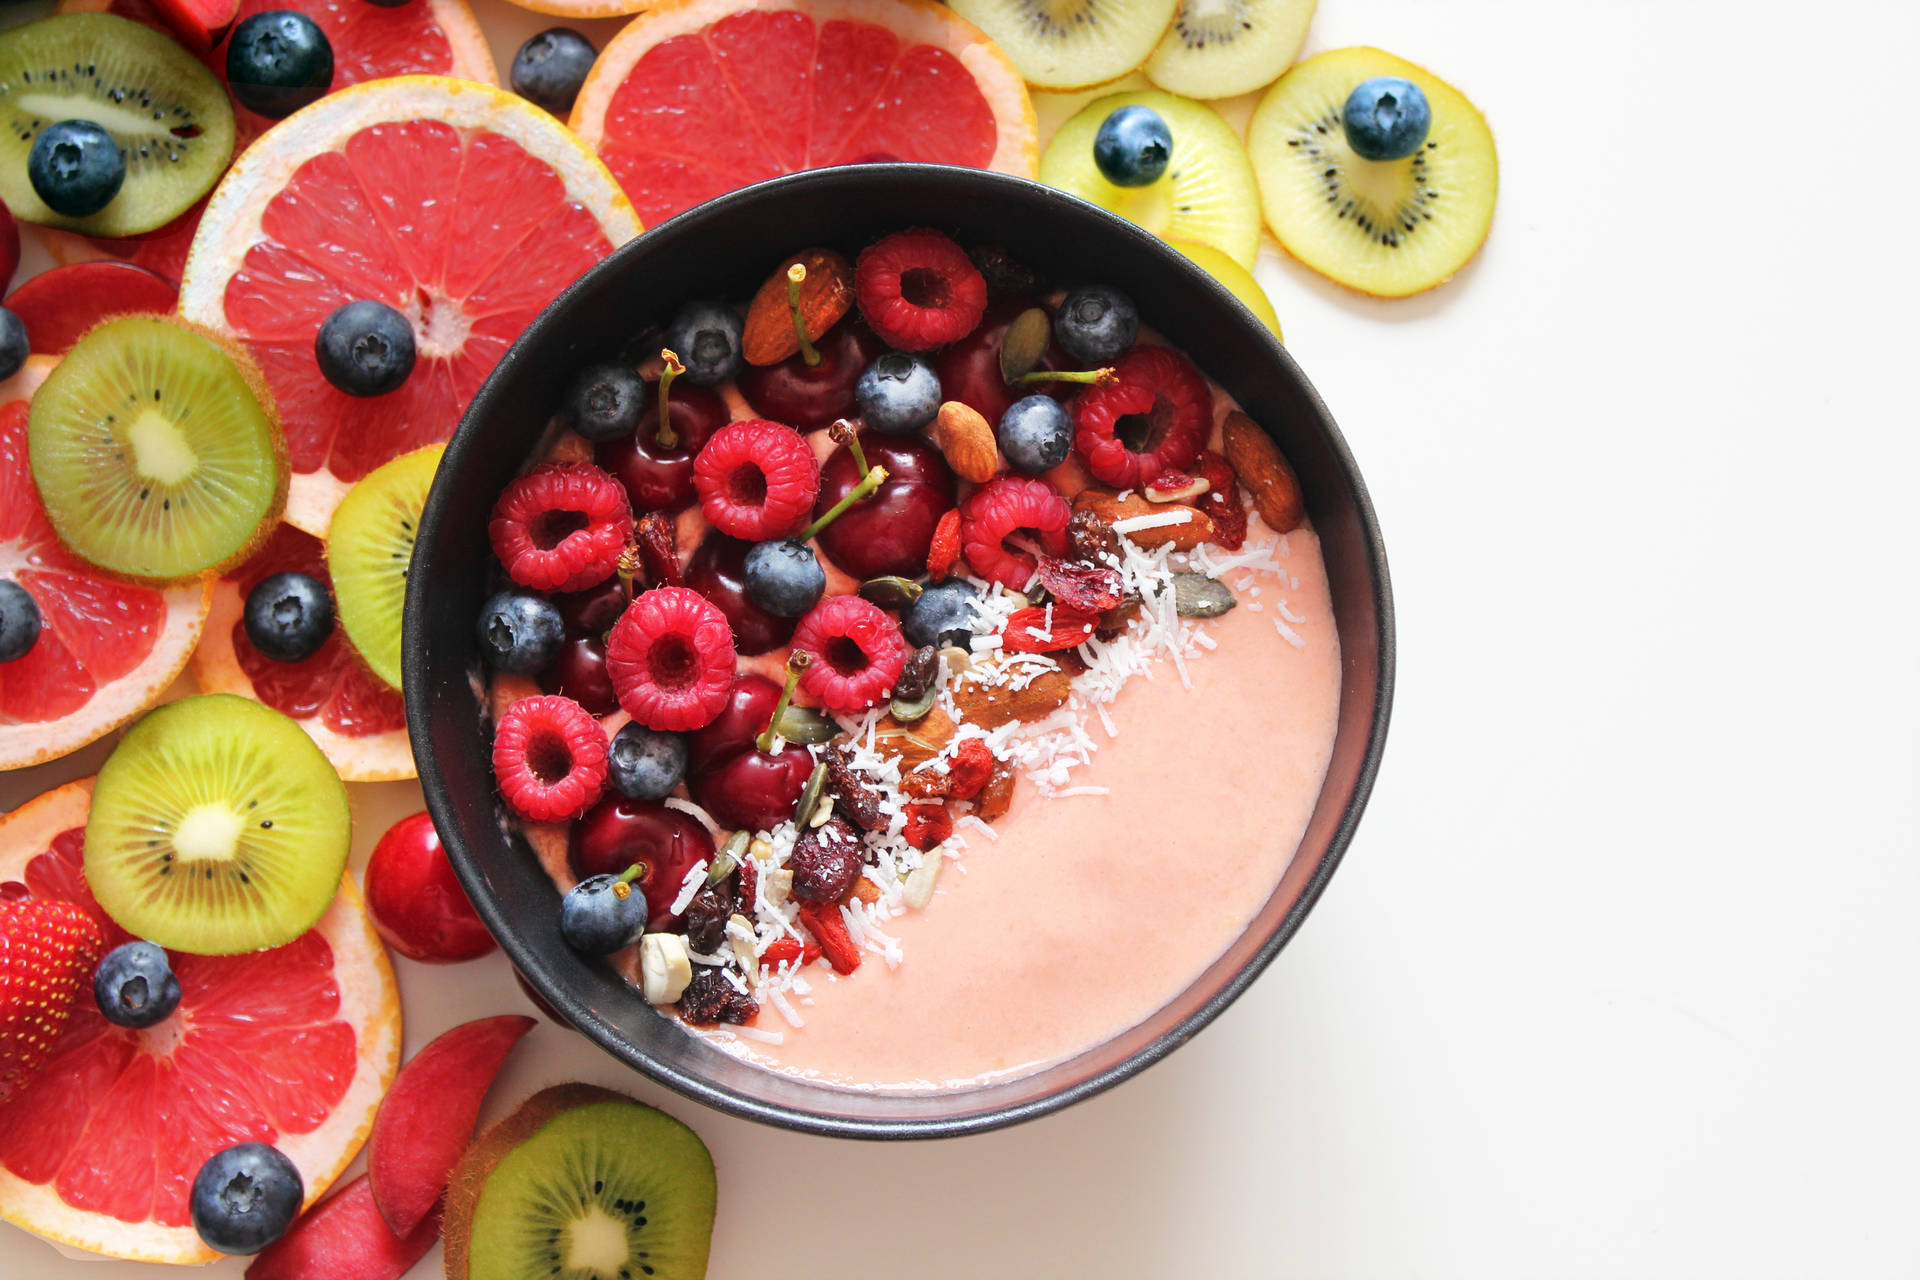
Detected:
[
  {"left": 926, "top": 507, "right": 962, "bottom": 580},
  {"left": 760, "top": 936, "right": 822, "bottom": 969},
  {"left": 1036, "top": 555, "right": 1123, "bottom": 612},
  {"left": 945, "top": 738, "right": 995, "bottom": 801},
  {"left": 797, "top": 902, "right": 861, "bottom": 974},
  {"left": 1195, "top": 451, "right": 1247, "bottom": 551},
  {"left": 902, "top": 802, "right": 954, "bottom": 850},
  {"left": 1000, "top": 604, "right": 1098, "bottom": 653}
]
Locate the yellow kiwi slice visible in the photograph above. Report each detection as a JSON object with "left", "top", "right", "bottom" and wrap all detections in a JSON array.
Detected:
[
  {"left": 1248, "top": 47, "right": 1498, "bottom": 297},
  {"left": 948, "top": 0, "right": 1177, "bottom": 90},
  {"left": 1169, "top": 240, "right": 1283, "bottom": 342},
  {"left": 28, "top": 314, "right": 284, "bottom": 581},
  {"left": 1145, "top": 0, "right": 1317, "bottom": 100},
  {"left": 325, "top": 444, "right": 442, "bottom": 691},
  {"left": 85, "top": 694, "right": 351, "bottom": 955}
]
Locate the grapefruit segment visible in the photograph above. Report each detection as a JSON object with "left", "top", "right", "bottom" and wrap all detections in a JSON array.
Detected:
[
  {"left": 571, "top": 0, "right": 1038, "bottom": 228},
  {"left": 179, "top": 77, "right": 642, "bottom": 535},
  {"left": 0, "top": 360, "right": 210, "bottom": 771},
  {"left": 0, "top": 780, "right": 400, "bottom": 1266},
  {"left": 189, "top": 522, "right": 412, "bottom": 781}
]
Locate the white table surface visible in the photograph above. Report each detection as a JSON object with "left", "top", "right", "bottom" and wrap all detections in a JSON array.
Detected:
[{"left": 5, "top": 0, "right": 1918, "bottom": 1274}]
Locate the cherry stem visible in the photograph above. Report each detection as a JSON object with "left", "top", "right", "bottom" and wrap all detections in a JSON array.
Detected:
[
  {"left": 655, "top": 350, "right": 685, "bottom": 449},
  {"left": 1016, "top": 367, "right": 1116, "bottom": 386},
  {"left": 756, "top": 651, "right": 812, "bottom": 753},
  {"left": 610, "top": 861, "right": 647, "bottom": 898},
  {"left": 829, "top": 420, "right": 869, "bottom": 474},
  {"left": 796, "top": 465, "right": 886, "bottom": 544},
  {"left": 787, "top": 263, "right": 821, "bottom": 368}
]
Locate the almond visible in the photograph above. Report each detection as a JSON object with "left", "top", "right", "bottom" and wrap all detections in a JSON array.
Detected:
[
  {"left": 951, "top": 666, "right": 1073, "bottom": 730},
  {"left": 742, "top": 249, "right": 854, "bottom": 366},
  {"left": 1221, "top": 411, "right": 1305, "bottom": 533},
  {"left": 871, "top": 705, "right": 956, "bottom": 770},
  {"left": 932, "top": 401, "right": 1000, "bottom": 483},
  {"left": 1073, "top": 488, "right": 1215, "bottom": 550}
]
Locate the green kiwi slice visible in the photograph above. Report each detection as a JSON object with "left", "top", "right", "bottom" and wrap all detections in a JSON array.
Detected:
[
  {"left": 948, "top": 0, "right": 1177, "bottom": 90},
  {"left": 28, "top": 314, "right": 285, "bottom": 581},
  {"left": 1144, "top": 0, "right": 1318, "bottom": 100},
  {"left": 1040, "top": 89, "right": 1263, "bottom": 267},
  {"left": 1248, "top": 46, "right": 1499, "bottom": 297},
  {"left": 85, "top": 694, "right": 351, "bottom": 956},
  {"left": 325, "top": 444, "right": 442, "bottom": 691},
  {"left": 445, "top": 1084, "right": 717, "bottom": 1280},
  {"left": 0, "top": 13, "right": 236, "bottom": 236}
]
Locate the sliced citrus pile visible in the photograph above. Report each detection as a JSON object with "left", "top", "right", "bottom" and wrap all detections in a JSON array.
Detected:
[
  {"left": 571, "top": 0, "right": 1037, "bottom": 227},
  {"left": 190, "top": 522, "right": 411, "bottom": 781},
  {"left": 0, "top": 358, "right": 209, "bottom": 772},
  {"left": 45, "top": 0, "right": 497, "bottom": 282},
  {"left": 178, "top": 76, "right": 641, "bottom": 535},
  {"left": 0, "top": 778, "right": 401, "bottom": 1265}
]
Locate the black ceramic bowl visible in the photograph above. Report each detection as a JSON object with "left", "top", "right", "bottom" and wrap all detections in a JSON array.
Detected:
[{"left": 406, "top": 164, "right": 1392, "bottom": 1140}]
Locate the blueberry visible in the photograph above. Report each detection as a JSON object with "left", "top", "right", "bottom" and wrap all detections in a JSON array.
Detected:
[
  {"left": 0, "top": 580, "right": 42, "bottom": 664},
  {"left": 664, "top": 301, "right": 744, "bottom": 386},
  {"left": 226, "top": 11, "right": 334, "bottom": 120},
  {"left": 902, "top": 578, "right": 979, "bottom": 648},
  {"left": 93, "top": 940, "right": 181, "bottom": 1030},
  {"left": 190, "top": 1143, "right": 303, "bottom": 1255},
  {"left": 315, "top": 300, "right": 414, "bottom": 397},
  {"left": 742, "top": 539, "right": 827, "bottom": 617},
  {"left": 607, "top": 722, "right": 688, "bottom": 801},
  {"left": 0, "top": 308, "right": 26, "bottom": 382},
  {"left": 997, "top": 395, "right": 1072, "bottom": 475},
  {"left": 1053, "top": 285, "right": 1139, "bottom": 365},
  {"left": 243, "top": 572, "right": 333, "bottom": 664},
  {"left": 1092, "top": 105, "right": 1172, "bottom": 188},
  {"left": 27, "top": 121, "right": 125, "bottom": 218},
  {"left": 1342, "top": 76, "right": 1432, "bottom": 162},
  {"left": 511, "top": 28, "right": 596, "bottom": 115},
  {"left": 566, "top": 362, "right": 647, "bottom": 442},
  {"left": 854, "top": 351, "right": 941, "bottom": 434},
  {"left": 476, "top": 591, "right": 565, "bottom": 674},
  {"left": 559, "top": 872, "right": 650, "bottom": 954}
]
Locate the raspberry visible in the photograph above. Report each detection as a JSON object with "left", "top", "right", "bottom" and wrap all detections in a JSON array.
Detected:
[
  {"left": 791, "top": 596, "right": 908, "bottom": 714},
  {"left": 692, "top": 419, "right": 820, "bottom": 540},
  {"left": 492, "top": 694, "right": 609, "bottom": 822},
  {"left": 902, "top": 802, "right": 953, "bottom": 851},
  {"left": 1195, "top": 450, "right": 1247, "bottom": 550},
  {"left": 926, "top": 507, "right": 962, "bottom": 580},
  {"left": 489, "top": 463, "right": 633, "bottom": 593},
  {"left": 1071, "top": 346, "right": 1213, "bottom": 489},
  {"left": 604, "top": 586, "right": 738, "bottom": 731},
  {"left": 945, "top": 738, "right": 995, "bottom": 801},
  {"left": 855, "top": 229, "right": 988, "bottom": 351},
  {"left": 958, "top": 476, "right": 1072, "bottom": 591}
]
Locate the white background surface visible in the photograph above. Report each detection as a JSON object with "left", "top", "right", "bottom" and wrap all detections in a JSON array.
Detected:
[{"left": 5, "top": 0, "right": 1919, "bottom": 1275}]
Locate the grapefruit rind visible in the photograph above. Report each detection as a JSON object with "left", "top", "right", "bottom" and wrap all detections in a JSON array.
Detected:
[
  {"left": 177, "top": 76, "right": 642, "bottom": 536},
  {"left": 0, "top": 779, "right": 401, "bottom": 1266}
]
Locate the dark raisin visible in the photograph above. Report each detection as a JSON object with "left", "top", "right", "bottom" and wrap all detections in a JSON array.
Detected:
[
  {"left": 788, "top": 817, "right": 865, "bottom": 903},
  {"left": 967, "top": 243, "right": 1043, "bottom": 300},
  {"left": 679, "top": 883, "right": 734, "bottom": 953},
  {"left": 677, "top": 966, "right": 759, "bottom": 1026},
  {"left": 1068, "top": 507, "right": 1120, "bottom": 564},
  {"left": 894, "top": 644, "right": 940, "bottom": 702},
  {"left": 821, "top": 743, "right": 886, "bottom": 831},
  {"left": 976, "top": 761, "right": 1016, "bottom": 820},
  {"left": 633, "top": 511, "right": 681, "bottom": 587}
]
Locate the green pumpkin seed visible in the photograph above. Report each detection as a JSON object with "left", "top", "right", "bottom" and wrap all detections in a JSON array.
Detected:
[
  {"left": 1172, "top": 572, "right": 1236, "bottom": 619},
  {"left": 773, "top": 705, "right": 838, "bottom": 745},
  {"left": 998, "top": 307, "right": 1051, "bottom": 383},
  {"left": 707, "top": 831, "right": 749, "bottom": 885},
  {"left": 858, "top": 576, "right": 924, "bottom": 610},
  {"left": 793, "top": 762, "right": 829, "bottom": 834},
  {"left": 889, "top": 685, "right": 939, "bottom": 723}
]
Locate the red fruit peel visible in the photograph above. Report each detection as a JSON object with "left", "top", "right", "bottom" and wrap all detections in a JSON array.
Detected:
[
  {"left": 244, "top": 1175, "right": 441, "bottom": 1280},
  {"left": 365, "top": 1014, "right": 536, "bottom": 1237}
]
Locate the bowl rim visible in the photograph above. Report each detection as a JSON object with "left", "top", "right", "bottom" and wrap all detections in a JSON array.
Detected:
[{"left": 409, "top": 163, "right": 1395, "bottom": 1139}]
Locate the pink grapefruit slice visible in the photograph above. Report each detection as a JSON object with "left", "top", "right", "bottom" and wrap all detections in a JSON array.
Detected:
[
  {"left": 0, "top": 779, "right": 401, "bottom": 1265},
  {"left": 189, "top": 522, "right": 411, "bottom": 782},
  {"left": 178, "top": 76, "right": 642, "bottom": 535},
  {"left": 570, "top": 0, "right": 1038, "bottom": 228},
  {"left": 0, "top": 359, "right": 210, "bottom": 772},
  {"left": 45, "top": 0, "right": 499, "bottom": 283}
]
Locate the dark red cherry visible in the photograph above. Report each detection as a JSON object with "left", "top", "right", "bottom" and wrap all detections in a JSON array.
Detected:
[
  {"left": 688, "top": 741, "right": 813, "bottom": 833},
  {"left": 737, "top": 318, "right": 886, "bottom": 431},
  {"left": 932, "top": 298, "right": 1073, "bottom": 426},
  {"left": 683, "top": 532, "right": 797, "bottom": 657},
  {"left": 813, "top": 430, "right": 956, "bottom": 580},
  {"left": 594, "top": 382, "right": 729, "bottom": 514},
  {"left": 569, "top": 795, "right": 716, "bottom": 930},
  {"left": 539, "top": 635, "right": 619, "bottom": 717},
  {"left": 687, "top": 673, "right": 782, "bottom": 775},
  {"left": 554, "top": 579, "right": 629, "bottom": 638}
]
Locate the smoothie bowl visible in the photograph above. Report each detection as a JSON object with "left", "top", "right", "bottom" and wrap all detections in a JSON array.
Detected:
[{"left": 406, "top": 165, "right": 1392, "bottom": 1138}]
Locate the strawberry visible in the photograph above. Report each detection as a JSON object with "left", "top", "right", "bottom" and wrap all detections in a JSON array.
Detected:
[{"left": 1, "top": 899, "right": 103, "bottom": 1104}]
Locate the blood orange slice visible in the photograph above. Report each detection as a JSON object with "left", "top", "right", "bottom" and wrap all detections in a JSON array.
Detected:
[
  {"left": 570, "top": 0, "right": 1038, "bottom": 228},
  {"left": 189, "top": 522, "right": 410, "bottom": 781},
  {"left": 45, "top": 0, "right": 498, "bottom": 282},
  {"left": 0, "top": 779, "right": 401, "bottom": 1265},
  {"left": 0, "top": 359, "right": 210, "bottom": 772},
  {"left": 178, "top": 76, "right": 642, "bottom": 535}
]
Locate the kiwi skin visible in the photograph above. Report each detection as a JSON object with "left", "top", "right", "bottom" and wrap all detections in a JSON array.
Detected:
[{"left": 443, "top": 1084, "right": 717, "bottom": 1280}]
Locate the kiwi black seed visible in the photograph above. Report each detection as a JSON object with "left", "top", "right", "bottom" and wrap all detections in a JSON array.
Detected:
[
  {"left": 0, "top": 12, "right": 235, "bottom": 236},
  {"left": 444, "top": 1084, "right": 717, "bottom": 1280}
]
